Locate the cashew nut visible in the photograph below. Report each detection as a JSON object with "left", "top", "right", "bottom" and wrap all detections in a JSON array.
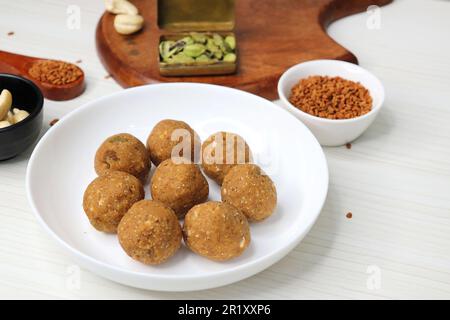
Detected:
[
  {"left": 12, "top": 108, "right": 29, "bottom": 123},
  {"left": 0, "top": 89, "right": 12, "bottom": 121},
  {"left": 6, "top": 111, "right": 14, "bottom": 123},
  {"left": 0, "top": 89, "right": 30, "bottom": 128},
  {"left": 0, "top": 120, "right": 11, "bottom": 129},
  {"left": 104, "top": 0, "right": 138, "bottom": 15},
  {"left": 114, "top": 14, "right": 144, "bottom": 35}
]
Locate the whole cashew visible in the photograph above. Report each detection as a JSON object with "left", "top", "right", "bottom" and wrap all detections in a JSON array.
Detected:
[
  {"left": 0, "top": 89, "right": 12, "bottom": 121},
  {"left": 12, "top": 108, "right": 29, "bottom": 124},
  {"left": 114, "top": 14, "right": 144, "bottom": 35},
  {"left": 0, "top": 120, "right": 11, "bottom": 129},
  {"left": 6, "top": 111, "right": 14, "bottom": 123},
  {"left": 104, "top": 0, "right": 138, "bottom": 15}
]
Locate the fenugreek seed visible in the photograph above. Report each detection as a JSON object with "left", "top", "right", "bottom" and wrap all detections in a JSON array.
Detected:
[
  {"left": 289, "top": 76, "right": 372, "bottom": 120},
  {"left": 29, "top": 60, "right": 83, "bottom": 85}
]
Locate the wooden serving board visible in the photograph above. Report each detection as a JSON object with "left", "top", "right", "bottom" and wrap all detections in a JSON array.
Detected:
[{"left": 96, "top": 0, "right": 392, "bottom": 100}]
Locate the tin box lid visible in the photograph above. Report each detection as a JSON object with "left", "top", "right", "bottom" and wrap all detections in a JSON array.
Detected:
[{"left": 158, "top": 0, "right": 235, "bottom": 31}]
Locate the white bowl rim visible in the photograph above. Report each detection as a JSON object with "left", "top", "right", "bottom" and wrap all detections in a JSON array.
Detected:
[
  {"left": 278, "top": 59, "right": 385, "bottom": 124},
  {"left": 25, "top": 82, "right": 329, "bottom": 289}
]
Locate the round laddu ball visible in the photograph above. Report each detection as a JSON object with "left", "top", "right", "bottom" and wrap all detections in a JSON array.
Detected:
[
  {"left": 150, "top": 158, "right": 209, "bottom": 219},
  {"left": 95, "top": 133, "right": 150, "bottom": 183},
  {"left": 183, "top": 201, "right": 251, "bottom": 261},
  {"left": 118, "top": 200, "right": 182, "bottom": 265},
  {"left": 83, "top": 171, "right": 145, "bottom": 233},
  {"left": 221, "top": 164, "right": 277, "bottom": 222},
  {"left": 146, "top": 119, "right": 200, "bottom": 166},
  {"left": 201, "top": 131, "right": 252, "bottom": 185}
]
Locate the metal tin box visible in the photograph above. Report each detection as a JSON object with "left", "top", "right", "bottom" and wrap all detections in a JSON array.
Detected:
[{"left": 158, "top": 0, "right": 237, "bottom": 76}]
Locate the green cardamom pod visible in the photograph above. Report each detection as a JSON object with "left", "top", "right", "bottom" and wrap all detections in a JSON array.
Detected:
[
  {"left": 225, "top": 35, "right": 236, "bottom": 51},
  {"left": 212, "top": 33, "right": 224, "bottom": 47},
  {"left": 168, "top": 52, "right": 195, "bottom": 64},
  {"left": 222, "top": 41, "right": 232, "bottom": 53},
  {"left": 159, "top": 40, "right": 178, "bottom": 62},
  {"left": 160, "top": 34, "right": 237, "bottom": 65},
  {"left": 223, "top": 53, "right": 236, "bottom": 63},
  {"left": 214, "top": 50, "right": 223, "bottom": 60},
  {"left": 206, "top": 38, "right": 219, "bottom": 53},
  {"left": 184, "top": 44, "right": 206, "bottom": 58},
  {"left": 171, "top": 39, "right": 187, "bottom": 52},
  {"left": 196, "top": 54, "right": 212, "bottom": 64},
  {"left": 180, "top": 36, "right": 194, "bottom": 45},
  {"left": 190, "top": 32, "right": 207, "bottom": 44},
  {"left": 204, "top": 50, "right": 213, "bottom": 58}
]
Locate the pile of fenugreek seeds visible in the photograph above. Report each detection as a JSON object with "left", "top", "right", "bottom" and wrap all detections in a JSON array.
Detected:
[
  {"left": 289, "top": 76, "right": 373, "bottom": 120},
  {"left": 28, "top": 60, "right": 83, "bottom": 86}
]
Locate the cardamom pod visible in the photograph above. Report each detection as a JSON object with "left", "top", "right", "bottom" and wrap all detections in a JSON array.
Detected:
[
  {"left": 159, "top": 33, "right": 237, "bottom": 65},
  {"left": 169, "top": 52, "right": 195, "bottom": 64},
  {"left": 223, "top": 53, "right": 236, "bottom": 63},
  {"left": 190, "top": 32, "right": 207, "bottom": 44},
  {"left": 184, "top": 44, "right": 206, "bottom": 58},
  {"left": 212, "top": 34, "right": 224, "bottom": 47},
  {"left": 196, "top": 55, "right": 212, "bottom": 64},
  {"left": 159, "top": 40, "right": 178, "bottom": 61},
  {"left": 214, "top": 50, "right": 223, "bottom": 60},
  {"left": 206, "top": 38, "right": 220, "bottom": 54},
  {"left": 180, "top": 36, "right": 194, "bottom": 45},
  {"left": 225, "top": 36, "right": 236, "bottom": 50}
]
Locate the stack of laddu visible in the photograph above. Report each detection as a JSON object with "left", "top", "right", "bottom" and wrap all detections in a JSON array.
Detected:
[{"left": 83, "top": 119, "right": 277, "bottom": 265}]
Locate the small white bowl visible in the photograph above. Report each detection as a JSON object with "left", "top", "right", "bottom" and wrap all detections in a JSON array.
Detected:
[{"left": 278, "top": 60, "right": 385, "bottom": 146}]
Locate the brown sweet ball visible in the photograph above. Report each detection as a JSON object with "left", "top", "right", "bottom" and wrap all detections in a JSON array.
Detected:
[
  {"left": 95, "top": 133, "right": 150, "bottom": 183},
  {"left": 183, "top": 201, "right": 251, "bottom": 261},
  {"left": 83, "top": 171, "right": 144, "bottom": 233},
  {"left": 150, "top": 158, "right": 209, "bottom": 219},
  {"left": 201, "top": 131, "right": 252, "bottom": 185},
  {"left": 221, "top": 164, "right": 277, "bottom": 222},
  {"left": 146, "top": 119, "right": 200, "bottom": 166},
  {"left": 118, "top": 200, "right": 182, "bottom": 265}
]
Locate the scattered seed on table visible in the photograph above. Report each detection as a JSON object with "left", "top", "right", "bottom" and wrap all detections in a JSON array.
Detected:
[
  {"left": 346, "top": 143, "right": 352, "bottom": 149},
  {"left": 346, "top": 212, "right": 353, "bottom": 219},
  {"left": 49, "top": 119, "right": 59, "bottom": 126},
  {"left": 7, "top": 31, "right": 14, "bottom": 36}
]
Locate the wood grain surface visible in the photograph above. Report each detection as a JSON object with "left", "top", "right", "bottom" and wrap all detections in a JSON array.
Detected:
[
  {"left": 96, "top": 0, "right": 392, "bottom": 99},
  {"left": 1, "top": 0, "right": 450, "bottom": 299}
]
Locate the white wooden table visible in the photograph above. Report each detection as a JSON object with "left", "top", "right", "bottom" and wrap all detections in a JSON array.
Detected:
[{"left": 1, "top": 0, "right": 449, "bottom": 299}]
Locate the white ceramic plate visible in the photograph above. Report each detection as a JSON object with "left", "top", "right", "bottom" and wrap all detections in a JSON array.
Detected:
[{"left": 26, "top": 83, "right": 328, "bottom": 292}]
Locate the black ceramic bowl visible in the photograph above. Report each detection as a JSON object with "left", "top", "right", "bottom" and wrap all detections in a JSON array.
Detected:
[{"left": 0, "top": 74, "right": 43, "bottom": 160}]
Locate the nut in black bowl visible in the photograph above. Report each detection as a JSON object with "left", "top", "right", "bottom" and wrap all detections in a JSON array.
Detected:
[{"left": 0, "top": 73, "right": 44, "bottom": 160}]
